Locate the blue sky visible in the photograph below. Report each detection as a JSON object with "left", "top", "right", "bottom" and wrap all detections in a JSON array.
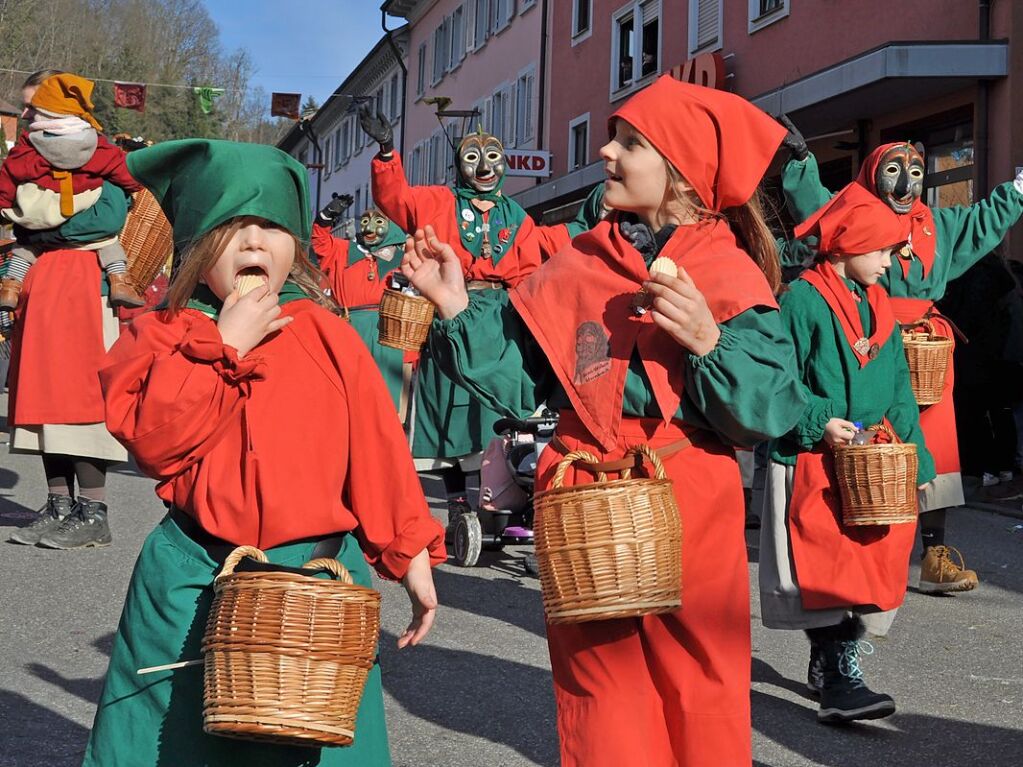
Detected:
[{"left": 205, "top": 1, "right": 394, "bottom": 110}]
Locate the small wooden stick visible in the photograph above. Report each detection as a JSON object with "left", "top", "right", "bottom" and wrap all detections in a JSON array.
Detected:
[{"left": 136, "top": 658, "right": 203, "bottom": 675}]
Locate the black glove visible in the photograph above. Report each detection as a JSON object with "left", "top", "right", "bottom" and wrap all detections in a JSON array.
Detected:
[
  {"left": 778, "top": 114, "right": 808, "bottom": 162},
  {"left": 359, "top": 103, "right": 394, "bottom": 155},
  {"left": 318, "top": 193, "right": 354, "bottom": 225}
]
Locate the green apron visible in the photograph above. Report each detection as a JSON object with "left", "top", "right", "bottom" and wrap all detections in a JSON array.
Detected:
[
  {"left": 348, "top": 307, "right": 404, "bottom": 412},
  {"left": 83, "top": 514, "right": 391, "bottom": 767}
]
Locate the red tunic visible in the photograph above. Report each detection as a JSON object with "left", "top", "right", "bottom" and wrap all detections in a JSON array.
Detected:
[
  {"left": 370, "top": 153, "right": 541, "bottom": 287},
  {"left": 99, "top": 300, "right": 445, "bottom": 578},
  {"left": 8, "top": 249, "right": 110, "bottom": 425}
]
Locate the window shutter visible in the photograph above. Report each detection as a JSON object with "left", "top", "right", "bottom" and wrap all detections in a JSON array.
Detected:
[{"left": 696, "top": 0, "right": 720, "bottom": 50}]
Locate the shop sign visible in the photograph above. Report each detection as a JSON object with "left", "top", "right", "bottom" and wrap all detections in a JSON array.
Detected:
[
  {"left": 668, "top": 52, "right": 727, "bottom": 90},
  {"left": 505, "top": 149, "right": 552, "bottom": 177}
]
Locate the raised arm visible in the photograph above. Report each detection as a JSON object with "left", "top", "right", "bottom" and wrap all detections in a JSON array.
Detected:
[{"left": 934, "top": 179, "right": 1023, "bottom": 283}]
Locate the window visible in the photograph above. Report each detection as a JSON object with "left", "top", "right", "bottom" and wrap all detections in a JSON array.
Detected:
[
  {"left": 416, "top": 43, "right": 427, "bottom": 97},
  {"left": 353, "top": 188, "right": 362, "bottom": 218},
  {"left": 298, "top": 149, "right": 308, "bottom": 167},
  {"left": 612, "top": 1, "right": 660, "bottom": 95},
  {"left": 568, "top": 113, "right": 589, "bottom": 171},
  {"left": 521, "top": 0, "right": 536, "bottom": 9},
  {"left": 389, "top": 73, "right": 400, "bottom": 119},
  {"left": 410, "top": 145, "right": 422, "bottom": 185},
  {"left": 340, "top": 120, "right": 351, "bottom": 165},
  {"left": 449, "top": 5, "right": 465, "bottom": 69},
  {"left": 432, "top": 20, "right": 449, "bottom": 85},
  {"left": 431, "top": 131, "right": 446, "bottom": 184},
  {"left": 515, "top": 68, "right": 535, "bottom": 145},
  {"left": 353, "top": 117, "right": 364, "bottom": 156},
  {"left": 572, "top": 0, "right": 591, "bottom": 39},
  {"left": 473, "top": 0, "right": 489, "bottom": 48},
  {"left": 490, "top": 86, "right": 514, "bottom": 145},
  {"left": 881, "top": 108, "right": 976, "bottom": 208},
  {"left": 748, "top": 0, "right": 788, "bottom": 33},
  {"left": 323, "top": 136, "right": 332, "bottom": 176},
  {"left": 445, "top": 123, "right": 459, "bottom": 183},
  {"left": 333, "top": 127, "right": 342, "bottom": 168},
  {"left": 688, "top": 0, "right": 722, "bottom": 54}
]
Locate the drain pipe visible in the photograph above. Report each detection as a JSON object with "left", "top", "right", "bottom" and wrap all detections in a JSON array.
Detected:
[
  {"left": 382, "top": 9, "right": 408, "bottom": 160},
  {"left": 976, "top": 0, "right": 991, "bottom": 196},
  {"left": 534, "top": 0, "right": 549, "bottom": 188}
]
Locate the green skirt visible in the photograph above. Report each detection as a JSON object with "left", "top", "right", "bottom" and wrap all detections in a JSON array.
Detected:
[
  {"left": 83, "top": 514, "right": 391, "bottom": 767},
  {"left": 348, "top": 308, "right": 405, "bottom": 412},
  {"left": 412, "top": 342, "right": 503, "bottom": 460}
]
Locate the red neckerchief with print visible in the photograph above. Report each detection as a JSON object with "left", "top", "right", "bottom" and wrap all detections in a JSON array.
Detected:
[
  {"left": 799, "top": 260, "right": 895, "bottom": 367},
  {"left": 510, "top": 215, "right": 777, "bottom": 451}
]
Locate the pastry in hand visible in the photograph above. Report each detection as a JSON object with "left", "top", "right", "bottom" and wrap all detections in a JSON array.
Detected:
[
  {"left": 632, "top": 257, "right": 678, "bottom": 315},
  {"left": 235, "top": 272, "right": 268, "bottom": 297}
]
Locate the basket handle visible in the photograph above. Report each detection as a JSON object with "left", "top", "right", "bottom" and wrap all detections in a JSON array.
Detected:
[
  {"left": 218, "top": 545, "right": 268, "bottom": 578},
  {"left": 620, "top": 444, "right": 669, "bottom": 480},
  {"left": 302, "top": 557, "right": 355, "bottom": 584},
  {"left": 551, "top": 450, "right": 607, "bottom": 489},
  {"left": 902, "top": 318, "right": 935, "bottom": 336},
  {"left": 867, "top": 422, "right": 901, "bottom": 444}
]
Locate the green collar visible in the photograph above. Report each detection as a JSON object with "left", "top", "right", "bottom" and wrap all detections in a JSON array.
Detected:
[{"left": 185, "top": 280, "right": 309, "bottom": 319}]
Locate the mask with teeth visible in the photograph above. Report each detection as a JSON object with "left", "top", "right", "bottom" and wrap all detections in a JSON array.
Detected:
[
  {"left": 873, "top": 144, "right": 925, "bottom": 215},
  {"left": 457, "top": 131, "right": 506, "bottom": 194}
]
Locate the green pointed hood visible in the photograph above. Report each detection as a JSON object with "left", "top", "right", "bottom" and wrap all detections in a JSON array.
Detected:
[{"left": 126, "top": 139, "right": 312, "bottom": 251}]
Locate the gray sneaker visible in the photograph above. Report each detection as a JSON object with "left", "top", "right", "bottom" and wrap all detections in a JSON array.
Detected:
[
  {"left": 37, "top": 497, "right": 112, "bottom": 549},
  {"left": 9, "top": 494, "right": 74, "bottom": 545}
]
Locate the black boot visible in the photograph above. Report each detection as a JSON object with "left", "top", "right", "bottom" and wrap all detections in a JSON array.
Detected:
[
  {"left": 8, "top": 494, "right": 74, "bottom": 545},
  {"left": 806, "top": 637, "right": 824, "bottom": 696},
  {"left": 812, "top": 616, "right": 895, "bottom": 724},
  {"left": 37, "top": 496, "right": 112, "bottom": 549}
]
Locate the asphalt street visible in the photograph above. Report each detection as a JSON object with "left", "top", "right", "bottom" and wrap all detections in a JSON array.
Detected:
[{"left": 1, "top": 393, "right": 1021, "bottom": 766}]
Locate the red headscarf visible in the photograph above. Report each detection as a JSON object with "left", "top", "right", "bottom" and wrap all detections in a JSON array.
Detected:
[
  {"left": 795, "top": 182, "right": 909, "bottom": 256},
  {"left": 610, "top": 75, "right": 787, "bottom": 212},
  {"left": 854, "top": 142, "right": 937, "bottom": 277}
]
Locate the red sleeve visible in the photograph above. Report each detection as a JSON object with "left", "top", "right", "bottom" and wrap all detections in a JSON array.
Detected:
[
  {"left": 336, "top": 326, "right": 445, "bottom": 579},
  {"left": 311, "top": 223, "right": 349, "bottom": 276},
  {"left": 502, "top": 214, "right": 542, "bottom": 287},
  {"left": 0, "top": 146, "right": 29, "bottom": 209},
  {"left": 371, "top": 153, "right": 454, "bottom": 236},
  {"left": 534, "top": 223, "right": 572, "bottom": 263},
  {"left": 99, "top": 311, "right": 266, "bottom": 481},
  {"left": 93, "top": 137, "right": 143, "bottom": 193}
]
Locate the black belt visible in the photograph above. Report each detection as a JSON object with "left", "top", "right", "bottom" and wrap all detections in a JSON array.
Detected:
[{"left": 169, "top": 507, "right": 344, "bottom": 565}]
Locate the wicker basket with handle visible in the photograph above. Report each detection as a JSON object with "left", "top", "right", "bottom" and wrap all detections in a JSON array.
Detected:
[
  {"left": 202, "top": 545, "right": 381, "bottom": 747},
  {"left": 377, "top": 288, "right": 435, "bottom": 351},
  {"left": 902, "top": 319, "right": 953, "bottom": 406},
  {"left": 832, "top": 424, "right": 918, "bottom": 526},
  {"left": 122, "top": 188, "right": 173, "bottom": 291},
  {"left": 533, "top": 445, "right": 682, "bottom": 624}
]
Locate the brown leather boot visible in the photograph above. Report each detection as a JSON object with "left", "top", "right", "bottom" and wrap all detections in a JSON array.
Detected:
[
  {"left": 107, "top": 273, "right": 146, "bottom": 308},
  {"left": 0, "top": 277, "right": 22, "bottom": 311}
]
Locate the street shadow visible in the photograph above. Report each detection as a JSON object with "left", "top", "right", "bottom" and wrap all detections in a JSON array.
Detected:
[
  {"left": 379, "top": 628, "right": 558, "bottom": 766},
  {"left": 0, "top": 490, "right": 36, "bottom": 523},
  {"left": 24, "top": 632, "right": 115, "bottom": 708},
  {"left": 746, "top": 527, "right": 761, "bottom": 564},
  {"left": 0, "top": 688, "right": 91, "bottom": 767},
  {"left": 751, "top": 657, "right": 813, "bottom": 700},
  {"left": 0, "top": 464, "right": 18, "bottom": 489},
  {"left": 431, "top": 564, "right": 547, "bottom": 639},
  {"left": 751, "top": 685, "right": 1023, "bottom": 765}
]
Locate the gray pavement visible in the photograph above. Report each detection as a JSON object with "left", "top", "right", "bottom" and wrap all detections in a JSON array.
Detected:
[{"left": 1, "top": 395, "right": 1021, "bottom": 766}]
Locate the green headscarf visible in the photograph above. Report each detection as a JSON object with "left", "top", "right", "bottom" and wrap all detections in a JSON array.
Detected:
[{"left": 126, "top": 139, "right": 312, "bottom": 252}]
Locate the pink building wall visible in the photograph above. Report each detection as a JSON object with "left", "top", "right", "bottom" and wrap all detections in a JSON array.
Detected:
[{"left": 402, "top": 0, "right": 544, "bottom": 197}]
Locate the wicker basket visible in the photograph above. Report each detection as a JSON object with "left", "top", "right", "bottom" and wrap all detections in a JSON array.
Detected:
[
  {"left": 122, "top": 189, "right": 173, "bottom": 291},
  {"left": 902, "top": 320, "right": 953, "bottom": 406},
  {"left": 832, "top": 424, "right": 918, "bottom": 526},
  {"left": 533, "top": 445, "right": 682, "bottom": 624},
  {"left": 377, "top": 288, "right": 435, "bottom": 351},
  {"left": 202, "top": 545, "right": 381, "bottom": 747}
]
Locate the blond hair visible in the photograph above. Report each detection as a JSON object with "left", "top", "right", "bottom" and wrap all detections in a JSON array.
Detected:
[
  {"left": 663, "top": 161, "right": 782, "bottom": 294},
  {"left": 165, "top": 217, "right": 335, "bottom": 313}
]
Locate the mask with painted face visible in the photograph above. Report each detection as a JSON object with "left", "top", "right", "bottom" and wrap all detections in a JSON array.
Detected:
[
  {"left": 357, "top": 208, "right": 391, "bottom": 249},
  {"left": 873, "top": 143, "right": 925, "bottom": 215},
  {"left": 457, "top": 131, "right": 506, "bottom": 194}
]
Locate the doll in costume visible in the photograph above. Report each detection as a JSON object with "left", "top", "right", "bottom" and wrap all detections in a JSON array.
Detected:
[
  {"left": 84, "top": 140, "right": 444, "bottom": 767},
  {"left": 401, "top": 76, "right": 806, "bottom": 767},
  {"left": 760, "top": 182, "right": 935, "bottom": 724},
  {"left": 0, "top": 73, "right": 145, "bottom": 310},
  {"left": 361, "top": 105, "right": 542, "bottom": 517},
  {"left": 780, "top": 115, "right": 1023, "bottom": 594},
  {"left": 312, "top": 193, "right": 411, "bottom": 412}
]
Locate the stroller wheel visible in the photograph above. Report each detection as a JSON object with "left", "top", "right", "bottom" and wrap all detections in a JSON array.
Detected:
[
  {"left": 452, "top": 512, "right": 483, "bottom": 567},
  {"left": 522, "top": 552, "right": 540, "bottom": 577}
]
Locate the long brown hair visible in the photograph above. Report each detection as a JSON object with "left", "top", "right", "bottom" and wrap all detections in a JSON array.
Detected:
[
  {"left": 663, "top": 161, "right": 782, "bottom": 294},
  {"left": 165, "top": 217, "right": 335, "bottom": 313}
]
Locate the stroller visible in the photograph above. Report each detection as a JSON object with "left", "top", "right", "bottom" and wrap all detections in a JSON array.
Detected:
[{"left": 450, "top": 409, "right": 558, "bottom": 571}]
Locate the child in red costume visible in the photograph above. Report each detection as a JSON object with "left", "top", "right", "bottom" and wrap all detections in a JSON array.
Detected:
[
  {"left": 402, "top": 76, "right": 806, "bottom": 766},
  {"left": 0, "top": 73, "right": 143, "bottom": 309},
  {"left": 85, "top": 140, "right": 443, "bottom": 766}
]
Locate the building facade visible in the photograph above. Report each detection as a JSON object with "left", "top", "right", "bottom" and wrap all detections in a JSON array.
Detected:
[
  {"left": 383, "top": 0, "right": 546, "bottom": 198},
  {"left": 278, "top": 27, "right": 409, "bottom": 239},
  {"left": 522, "top": 0, "right": 1022, "bottom": 257}
]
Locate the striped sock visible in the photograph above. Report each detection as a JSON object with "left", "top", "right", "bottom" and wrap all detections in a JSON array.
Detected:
[
  {"left": 5, "top": 256, "right": 31, "bottom": 282},
  {"left": 104, "top": 260, "right": 127, "bottom": 275}
]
